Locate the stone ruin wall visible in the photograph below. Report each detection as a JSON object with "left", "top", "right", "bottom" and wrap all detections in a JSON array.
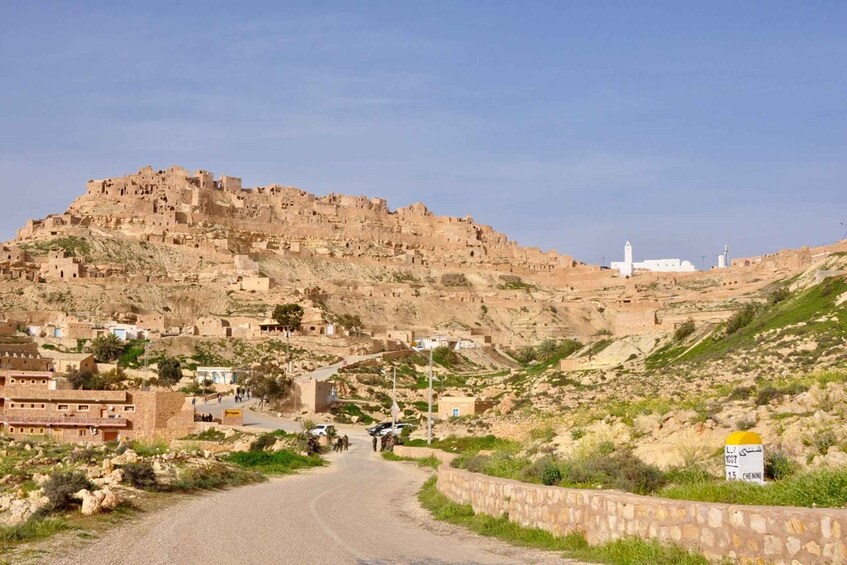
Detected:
[{"left": 54, "top": 166, "right": 581, "bottom": 276}]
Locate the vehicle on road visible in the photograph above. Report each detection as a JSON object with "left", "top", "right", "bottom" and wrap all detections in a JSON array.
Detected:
[
  {"left": 377, "top": 422, "right": 414, "bottom": 436},
  {"left": 309, "top": 424, "right": 336, "bottom": 437},
  {"left": 366, "top": 421, "right": 393, "bottom": 436}
]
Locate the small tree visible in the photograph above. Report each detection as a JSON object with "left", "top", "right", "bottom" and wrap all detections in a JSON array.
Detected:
[
  {"left": 273, "top": 303, "right": 304, "bottom": 370},
  {"left": 674, "top": 318, "right": 696, "bottom": 342},
  {"left": 157, "top": 357, "right": 183, "bottom": 388},
  {"left": 90, "top": 333, "right": 124, "bottom": 363},
  {"left": 335, "top": 313, "right": 363, "bottom": 336},
  {"left": 243, "top": 361, "right": 291, "bottom": 407}
]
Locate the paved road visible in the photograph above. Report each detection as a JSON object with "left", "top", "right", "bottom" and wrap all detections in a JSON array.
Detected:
[
  {"left": 49, "top": 428, "right": 580, "bottom": 565},
  {"left": 296, "top": 353, "right": 385, "bottom": 384}
]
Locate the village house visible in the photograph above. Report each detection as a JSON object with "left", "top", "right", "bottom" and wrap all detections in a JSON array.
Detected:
[
  {"left": 0, "top": 329, "right": 193, "bottom": 442},
  {"left": 194, "top": 367, "right": 243, "bottom": 385},
  {"left": 437, "top": 396, "right": 495, "bottom": 420},
  {"left": 39, "top": 351, "right": 97, "bottom": 375}
]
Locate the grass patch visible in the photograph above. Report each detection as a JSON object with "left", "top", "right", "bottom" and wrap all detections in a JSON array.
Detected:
[
  {"left": 405, "top": 434, "right": 519, "bottom": 455},
  {"left": 130, "top": 439, "right": 169, "bottom": 457},
  {"left": 660, "top": 467, "right": 847, "bottom": 507},
  {"left": 222, "top": 450, "right": 324, "bottom": 475},
  {"left": 418, "top": 478, "right": 709, "bottom": 564},
  {"left": 171, "top": 462, "right": 264, "bottom": 490},
  {"left": 0, "top": 517, "right": 70, "bottom": 546},
  {"left": 382, "top": 452, "right": 440, "bottom": 470}
]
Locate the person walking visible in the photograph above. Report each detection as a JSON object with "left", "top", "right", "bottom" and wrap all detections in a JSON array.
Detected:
[
  {"left": 372, "top": 434, "right": 378, "bottom": 452},
  {"left": 342, "top": 435, "right": 349, "bottom": 451}
]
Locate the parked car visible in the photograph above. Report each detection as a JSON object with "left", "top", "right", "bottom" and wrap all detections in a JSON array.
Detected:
[
  {"left": 309, "top": 424, "right": 336, "bottom": 437},
  {"left": 367, "top": 422, "right": 393, "bottom": 436},
  {"left": 378, "top": 422, "right": 414, "bottom": 436}
]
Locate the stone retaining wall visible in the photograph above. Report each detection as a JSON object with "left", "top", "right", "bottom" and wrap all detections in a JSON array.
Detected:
[{"left": 396, "top": 446, "right": 847, "bottom": 564}]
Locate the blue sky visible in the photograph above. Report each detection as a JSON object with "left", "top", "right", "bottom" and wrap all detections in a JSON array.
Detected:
[{"left": 1, "top": 2, "right": 846, "bottom": 266}]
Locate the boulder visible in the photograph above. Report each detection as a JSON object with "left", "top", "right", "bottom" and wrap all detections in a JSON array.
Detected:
[
  {"left": 100, "top": 487, "right": 121, "bottom": 511},
  {"left": 74, "top": 489, "right": 106, "bottom": 516}
]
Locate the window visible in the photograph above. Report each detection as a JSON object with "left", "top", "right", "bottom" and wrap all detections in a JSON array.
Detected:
[
  {"left": 58, "top": 404, "right": 69, "bottom": 411},
  {"left": 8, "top": 427, "right": 14, "bottom": 433},
  {"left": 123, "top": 405, "right": 135, "bottom": 412},
  {"left": 78, "top": 429, "right": 86, "bottom": 437},
  {"left": 78, "top": 405, "right": 89, "bottom": 411},
  {"left": 452, "top": 408, "right": 460, "bottom": 417}
]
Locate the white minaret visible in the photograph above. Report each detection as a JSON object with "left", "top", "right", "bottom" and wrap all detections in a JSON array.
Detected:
[
  {"left": 718, "top": 244, "right": 729, "bottom": 269},
  {"left": 618, "top": 240, "right": 634, "bottom": 277}
]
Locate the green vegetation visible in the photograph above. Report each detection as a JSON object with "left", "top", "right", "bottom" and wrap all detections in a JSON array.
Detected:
[
  {"left": 41, "top": 471, "right": 93, "bottom": 514},
  {"left": 498, "top": 280, "right": 537, "bottom": 291},
  {"left": 183, "top": 428, "right": 227, "bottom": 442},
  {"left": 673, "top": 319, "right": 696, "bottom": 342},
  {"left": 89, "top": 334, "right": 124, "bottom": 363},
  {"left": 659, "top": 467, "right": 847, "bottom": 508},
  {"left": 648, "top": 276, "right": 847, "bottom": 368},
  {"left": 381, "top": 452, "right": 440, "bottom": 469},
  {"left": 130, "top": 439, "right": 169, "bottom": 457},
  {"left": 418, "top": 478, "right": 709, "bottom": 564},
  {"left": 20, "top": 236, "right": 91, "bottom": 259},
  {"left": 405, "top": 434, "right": 519, "bottom": 455},
  {"left": 171, "top": 462, "right": 263, "bottom": 490},
  {"left": 456, "top": 448, "right": 665, "bottom": 496},
  {"left": 332, "top": 402, "right": 375, "bottom": 424},
  {"left": 121, "top": 462, "right": 158, "bottom": 490},
  {"left": 0, "top": 517, "right": 70, "bottom": 545},
  {"left": 223, "top": 450, "right": 324, "bottom": 475},
  {"left": 432, "top": 346, "right": 459, "bottom": 368},
  {"left": 118, "top": 339, "right": 150, "bottom": 369},
  {"left": 156, "top": 357, "right": 183, "bottom": 387}
]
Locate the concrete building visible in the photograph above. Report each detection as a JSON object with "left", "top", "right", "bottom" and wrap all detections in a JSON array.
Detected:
[
  {"left": 437, "top": 396, "right": 495, "bottom": 420},
  {"left": 195, "top": 367, "right": 242, "bottom": 385},
  {"left": 281, "top": 379, "right": 337, "bottom": 413},
  {"left": 611, "top": 241, "right": 697, "bottom": 277}
]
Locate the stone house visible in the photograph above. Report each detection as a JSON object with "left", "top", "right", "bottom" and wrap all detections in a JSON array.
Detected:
[
  {"left": 193, "top": 318, "right": 232, "bottom": 338},
  {"left": 437, "top": 396, "right": 495, "bottom": 420},
  {"left": 39, "top": 351, "right": 97, "bottom": 375}
]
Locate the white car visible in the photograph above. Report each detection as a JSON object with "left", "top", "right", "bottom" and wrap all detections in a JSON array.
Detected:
[
  {"left": 378, "top": 423, "right": 414, "bottom": 436},
  {"left": 309, "top": 424, "right": 336, "bottom": 437}
]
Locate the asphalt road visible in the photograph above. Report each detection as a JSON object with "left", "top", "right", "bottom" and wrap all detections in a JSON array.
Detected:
[{"left": 49, "top": 428, "right": 581, "bottom": 565}]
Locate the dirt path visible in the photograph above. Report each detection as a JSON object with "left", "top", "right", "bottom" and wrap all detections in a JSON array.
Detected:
[{"left": 44, "top": 431, "right": 586, "bottom": 565}]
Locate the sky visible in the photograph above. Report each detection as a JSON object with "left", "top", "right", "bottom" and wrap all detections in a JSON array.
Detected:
[{"left": 1, "top": 2, "right": 846, "bottom": 267}]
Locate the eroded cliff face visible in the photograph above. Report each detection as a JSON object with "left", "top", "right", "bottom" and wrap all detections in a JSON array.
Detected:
[{"left": 69, "top": 165, "right": 578, "bottom": 275}]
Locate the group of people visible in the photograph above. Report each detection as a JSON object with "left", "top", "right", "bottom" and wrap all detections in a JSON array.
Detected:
[
  {"left": 195, "top": 412, "right": 214, "bottom": 422},
  {"left": 333, "top": 435, "right": 350, "bottom": 452},
  {"left": 233, "top": 387, "right": 250, "bottom": 403},
  {"left": 373, "top": 433, "right": 397, "bottom": 452}
]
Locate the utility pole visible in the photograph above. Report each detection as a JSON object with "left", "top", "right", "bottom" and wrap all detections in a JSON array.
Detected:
[
  {"left": 427, "top": 346, "right": 433, "bottom": 446},
  {"left": 391, "top": 366, "right": 398, "bottom": 436}
]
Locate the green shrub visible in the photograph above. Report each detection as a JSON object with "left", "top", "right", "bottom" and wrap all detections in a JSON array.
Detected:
[
  {"left": 540, "top": 464, "right": 562, "bottom": 486},
  {"left": 172, "top": 463, "right": 262, "bottom": 490},
  {"left": 42, "top": 471, "right": 93, "bottom": 513},
  {"left": 122, "top": 462, "right": 158, "bottom": 490},
  {"left": 250, "top": 433, "right": 278, "bottom": 452},
  {"left": 224, "top": 450, "right": 324, "bottom": 474},
  {"left": 725, "top": 303, "right": 759, "bottom": 335},
  {"left": 68, "top": 447, "right": 98, "bottom": 464},
  {"left": 768, "top": 287, "right": 791, "bottom": 305},
  {"left": 765, "top": 451, "right": 797, "bottom": 481},
  {"left": 674, "top": 319, "right": 696, "bottom": 342}
]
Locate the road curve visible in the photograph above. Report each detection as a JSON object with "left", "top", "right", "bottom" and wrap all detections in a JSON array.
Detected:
[{"left": 48, "top": 430, "right": 581, "bottom": 565}]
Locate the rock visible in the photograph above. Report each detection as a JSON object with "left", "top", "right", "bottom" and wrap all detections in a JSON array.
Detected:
[
  {"left": 224, "top": 429, "right": 236, "bottom": 438},
  {"left": 203, "top": 450, "right": 213, "bottom": 459},
  {"left": 74, "top": 489, "right": 106, "bottom": 516},
  {"left": 109, "top": 469, "right": 124, "bottom": 484},
  {"left": 100, "top": 487, "right": 120, "bottom": 511},
  {"left": 110, "top": 455, "right": 127, "bottom": 466},
  {"left": 32, "top": 473, "right": 50, "bottom": 486},
  {"left": 123, "top": 449, "right": 139, "bottom": 463},
  {"left": 350, "top": 415, "right": 360, "bottom": 424},
  {"left": 23, "top": 443, "right": 32, "bottom": 452}
]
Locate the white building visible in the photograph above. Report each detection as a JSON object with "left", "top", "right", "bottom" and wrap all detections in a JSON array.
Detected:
[
  {"left": 610, "top": 241, "right": 697, "bottom": 277},
  {"left": 195, "top": 367, "right": 243, "bottom": 385}
]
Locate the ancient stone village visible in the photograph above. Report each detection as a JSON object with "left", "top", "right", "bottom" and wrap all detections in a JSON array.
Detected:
[
  {"left": 0, "top": 164, "right": 844, "bottom": 564},
  {"left": 4, "top": 4, "right": 847, "bottom": 565}
]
